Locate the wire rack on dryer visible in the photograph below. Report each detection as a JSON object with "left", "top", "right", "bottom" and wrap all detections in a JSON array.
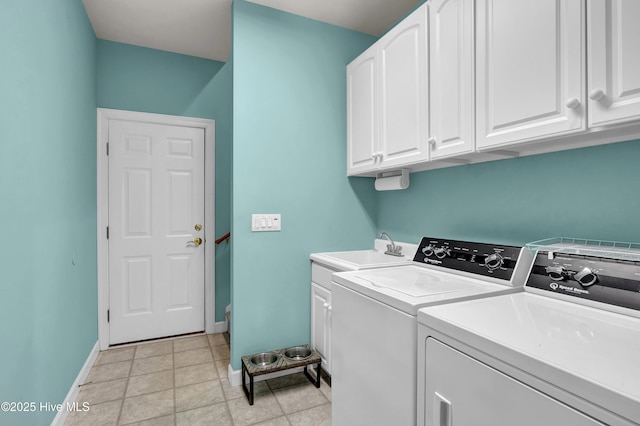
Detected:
[{"left": 526, "top": 237, "right": 640, "bottom": 262}]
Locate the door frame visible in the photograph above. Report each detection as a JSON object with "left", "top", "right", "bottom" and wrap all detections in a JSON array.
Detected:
[{"left": 97, "top": 108, "right": 215, "bottom": 350}]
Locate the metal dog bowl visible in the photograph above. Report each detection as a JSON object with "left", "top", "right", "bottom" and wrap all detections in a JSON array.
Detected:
[
  {"left": 248, "top": 352, "right": 280, "bottom": 368},
  {"left": 283, "top": 346, "right": 312, "bottom": 361}
]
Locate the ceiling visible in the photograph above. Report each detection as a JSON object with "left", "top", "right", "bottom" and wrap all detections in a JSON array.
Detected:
[{"left": 82, "top": 0, "right": 421, "bottom": 63}]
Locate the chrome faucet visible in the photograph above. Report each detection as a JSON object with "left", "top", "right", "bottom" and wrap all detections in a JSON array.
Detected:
[{"left": 379, "top": 232, "right": 403, "bottom": 257}]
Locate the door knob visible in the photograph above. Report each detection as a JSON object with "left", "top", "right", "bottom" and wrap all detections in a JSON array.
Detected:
[
  {"left": 589, "top": 89, "right": 605, "bottom": 101},
  {"left": 187, "top": 237, "right": 203, "bottom": 247},
  {"left": 565, "top": 97, "right": 580, "bottom": 109},
  {"left": 194, "top": 224, "right": 202, "bottom": 231}
]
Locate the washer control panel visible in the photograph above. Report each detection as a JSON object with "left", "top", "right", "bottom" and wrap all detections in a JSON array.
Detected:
[
  {"left": 526, "top": 251, "right": 640, "bottom": 312},
  {"left": 413, "top": 237, "right": 523, "bottom": 281}
]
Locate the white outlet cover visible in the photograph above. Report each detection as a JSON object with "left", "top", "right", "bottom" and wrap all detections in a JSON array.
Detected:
[{"left": 251, "top": 214, "right": 281, "bottom": 232}]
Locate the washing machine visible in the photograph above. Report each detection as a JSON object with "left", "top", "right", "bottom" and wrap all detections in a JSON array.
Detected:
[
  {"left": 417, "top": 238, "right": 640, "bottom": 426},
  {"left": 331, "top": 236, "right": 534, "bottom": 426}
]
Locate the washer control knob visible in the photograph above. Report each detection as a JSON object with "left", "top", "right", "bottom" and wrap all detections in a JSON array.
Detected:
[
  {"left": 485, "top": 253, "right": 504, "bottom": 270},
  {"left": 434, "top": 247, "right": 450, "bottom": 259},
  {"left": 575, "top": 267, "right": 597, "bottom": 287},
  {"left": 422, "top": 244, "right": 435, "bottom": 257},
  {"left": 545, "top": 266, "right": 566, "bottom": 281}
]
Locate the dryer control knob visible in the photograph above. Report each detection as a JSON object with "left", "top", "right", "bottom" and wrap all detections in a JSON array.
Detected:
[
  {"left": 485, "top": 253, "right": 504, "bottom": 270},
  {"left": 434, "top": 247, "right": 450, "bottom": 259},
  {"left": 575, "top": 267, "right": 597, "bottom": 287},
  {"left": 545, "top": 266, "right": 566, "bottom": 281},
  {"left": 422, "top": 244, "right": 435, "bottom": 257}
]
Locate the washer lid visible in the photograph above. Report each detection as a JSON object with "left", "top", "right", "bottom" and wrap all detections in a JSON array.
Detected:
[{"left": 355, "top": 268, "right": 480, "bottom": 297}]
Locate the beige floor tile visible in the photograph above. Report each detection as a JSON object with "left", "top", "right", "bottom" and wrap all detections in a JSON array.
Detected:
[
  {"left": 174, "top": 335, "right": 209, "bottom": 352},
  {"left": 215, "top": 359, "right": 229, "bottom": 378},
  {"left": 174, "top": 347, "right": 213, "bottom": 368},
  {"left": 208, "top": 333, "right": 227, "bottom": 347},
  {"left": 130, "top": 353, "right": 173, "bottom": 376},
  {"left": 119, "top": 389, "right": 174, "bottom": 424},
  {"left": 175, "top": 379, "right": 225, "bottom": 412},
  {"left": 273, "top": 383, "right": 328, "bottom": 415},
  {"left": 319, "top": 383, "right": 331, "bottom": 402},
  {"left": 76, "top": 378, "right": 127, "bottom": 405},
  {"left": 64, "top": 399, "right": 121, "bottom": 426},
  {"left": 220, "top": 376, "right": 270, "bottom": 400},
  {"left": 94, "top": 346, "right": 135, "bottom": 365},
  {"left": 125, "top": 414, "right": 175, "bottom": 426},
  {"left": 135, "top": 341, "right": 173, "bottom": 359},
  {"left": 126, "top": 370, "right": 173, "bottom": 397},
  {"left": 175, "top": 362, "right": 218, "bottom": 387},
  {"left": 255, "top": 416, "right": 292, "bottom": 426},
  {"left": 211, "top": 344, "right": 230, "bottom": 360},
  {"left": 227, "top": 392, "right": 285, "bottom": 426},
  {"left": 287, "top": 403, "right": 332, "bottom": 426},
  {"left": 86, "top": 360, "right": 131, "bottom": 383},
  {"left": 266, "top": 372, "right": 310, "bottom": 390},
  {"left": 176, "top": 402, "right": 232, "bottom": 426}
]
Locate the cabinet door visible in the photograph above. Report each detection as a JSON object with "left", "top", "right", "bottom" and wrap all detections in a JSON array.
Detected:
[
  {"left": 311, "top": 283, "right": 331, "bottom": 374},
  {"left": 424, "top": 338, "right": 605, "bottom": 426},
  {"left": 429, "top": 0, "right": 475, "bottom": 159},
  {"left": 347, "top": 44, "right": 378, "bottom": 175},
  {"left": 588, "top": 0, "right": 640, "bottom": 127},
  {"left": 378, "top": 5, "right": 429, "bottom": 169},
  {"left": 476, "top": 0, "right": 585, "bottom": 149}
]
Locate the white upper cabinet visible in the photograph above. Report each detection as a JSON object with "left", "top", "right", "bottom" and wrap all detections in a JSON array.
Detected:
[
  {"left": 428, "top": 0, "right": 475, "bottom": 159},
  {"left": 378, "top": 6, "right": 429, "bottom": 170},
  {"left": 347, "top": 44, "right": 378, "bottom": 175},
  {"left": 476, "top": 0, "right": 586, "bottom": 149},
  {"left": 347, "top": 5, "right": 428, "bottom": 175},
  {"left": 588, "top": 0, "right": 640, "bottom": 127}
]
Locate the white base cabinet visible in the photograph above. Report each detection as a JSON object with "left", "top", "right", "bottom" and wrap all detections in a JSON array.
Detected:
[{"left": 311, "top": 282, "right": 331, "bottom": 374}]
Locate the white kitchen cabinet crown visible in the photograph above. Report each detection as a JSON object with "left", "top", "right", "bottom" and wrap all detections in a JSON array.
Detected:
[
  {"left": 588, "top": 0, "right": 640, "bottom": 128},
  {"left": 428, "top": 0, "right": 475, "bottom": 160},
  {"left": 347, "top": 6, "right": 429, "bottom": 176},
  {"left": 475, "top": 0, "right": 586, "bottom": 149}
]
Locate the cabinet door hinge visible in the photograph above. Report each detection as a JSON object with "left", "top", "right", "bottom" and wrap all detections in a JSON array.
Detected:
[
  {"left": 106, "top": 226, "right": 109, "bottom": 239},
  {"left": 107, "top": 309, "right": 110, "bottom": 323},
  {"left": 106, "top": 142, "right": 109, "bottom": 156}
]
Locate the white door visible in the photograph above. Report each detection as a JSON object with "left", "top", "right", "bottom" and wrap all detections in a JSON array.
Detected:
[
  {"left": 108, "top": 119, "right": 205, "bottom": 345},
  {"left": 378, "top": 5, "right": 429, "bottom": 169},
  {"left": 429, "top": 0, "right": 475, "bottom": 160},
  {"left": 347, "top": 44, "right": 378, "bottom": 175},
  {"left": 588, "top": 0, "right": 640, "bottom": 127},
  {"left": 476, "top": 0, "right": 585, "bottom": 149}
]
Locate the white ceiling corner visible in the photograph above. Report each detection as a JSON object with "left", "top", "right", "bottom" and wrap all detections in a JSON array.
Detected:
[{"left": 82, "top": 0, "right": 421, "bottom": 63}]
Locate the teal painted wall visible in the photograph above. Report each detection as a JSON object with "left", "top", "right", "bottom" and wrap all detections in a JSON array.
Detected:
[
  {"left": 97, "top": 40, "right": 232, "bottom": 322},
  {"left": 231, "top": 1, "right": 378, "bottom": 369},
  {"left": 211, "top": 61, "right": 233, "bottom": 321},
  {"left": 0, "top": 1, "right": 97, "bottom": 425},
  {"left": 377, "top": 139, "right": 640, "bottom": 246}
]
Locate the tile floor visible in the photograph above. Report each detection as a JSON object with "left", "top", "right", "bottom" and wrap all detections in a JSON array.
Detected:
[{"left": 64, "top": 333, "right": 332, "bottom": 425}]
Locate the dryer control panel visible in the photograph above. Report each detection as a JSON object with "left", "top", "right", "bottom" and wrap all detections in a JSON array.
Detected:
[
  {"left": 526, "top": 250, "right": 640, "bottom": 312},
  {"left": 413, "top": 237, "right": 523, "bottom": 281}
]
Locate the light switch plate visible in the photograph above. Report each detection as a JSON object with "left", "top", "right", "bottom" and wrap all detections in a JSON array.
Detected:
[{"left": 251, "top": 214, "right": 281, "bottom": 232}]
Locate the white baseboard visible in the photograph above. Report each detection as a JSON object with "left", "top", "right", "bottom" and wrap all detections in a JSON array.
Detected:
[
  {"left": 51, "top": 341, "right": 100, "bottom": 426},
  {"left": 227, "top": 364, "right": 305, "bottom": 387},
  {"left": 213, "top": 320, "right": 227, "bottom": 334}
]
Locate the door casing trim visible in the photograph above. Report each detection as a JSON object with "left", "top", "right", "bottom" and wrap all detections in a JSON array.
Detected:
[{"left": 97, "top": 108, "right": 215, "bottom": 350}]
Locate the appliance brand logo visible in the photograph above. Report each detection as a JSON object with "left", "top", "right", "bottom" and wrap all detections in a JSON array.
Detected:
[
  {"left": 549, "top": 283, "right": 559, "bottom": 290},
  {"left": 424, "top": 258, "right": 442, "bottom": 265}
]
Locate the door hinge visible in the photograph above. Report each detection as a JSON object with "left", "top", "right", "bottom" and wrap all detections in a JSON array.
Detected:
[
  {"left": 106, "top": 226, "right": 109, "bottom": 239},
  {"left": 106, "top": 142, "right": 109, "bottom": 156},
  {"left": 107, "top": 309, "right": 110, "bottom": 323}
]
